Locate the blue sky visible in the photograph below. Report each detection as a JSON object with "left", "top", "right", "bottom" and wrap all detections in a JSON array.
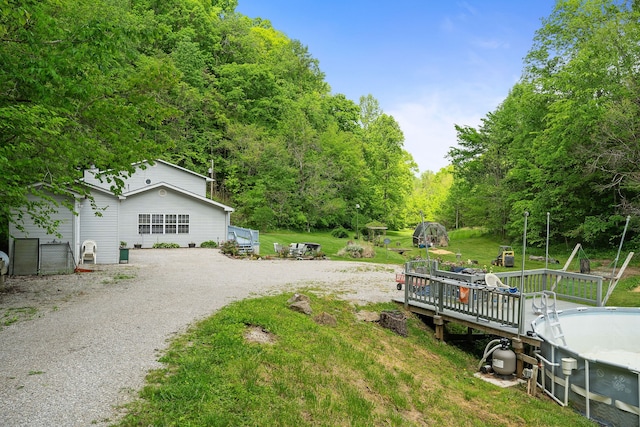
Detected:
[{"left": 235, "top": 1, "right": 557, "bottom": 174}]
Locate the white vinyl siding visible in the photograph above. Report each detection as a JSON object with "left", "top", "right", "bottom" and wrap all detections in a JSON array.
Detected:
[
  {"left": 80, "top": 191, "right": 120, "bottom": 264},
  {"left": 83, "top": 160, "right": 209, "bottom": 197},
  {"left": 119, "top": 188, "right": 228, "bottom": 248}
]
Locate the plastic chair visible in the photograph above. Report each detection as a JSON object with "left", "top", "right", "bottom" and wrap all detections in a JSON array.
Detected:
[
  {"left": 484, "top": 273, "right": 508, "bottom": 289},
  {"left": 485, "top": 273, "right": 509, "bottom": 310},
  {"left": 81, "top": 240, "right": 97, "bottom": 264}
]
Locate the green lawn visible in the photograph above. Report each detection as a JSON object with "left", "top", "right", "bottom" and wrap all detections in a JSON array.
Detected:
[
  {"left": 259, "top": 228, "right": 575, "bottom": 272},
  {"left": 115, "top": 227, "right": 639, "bottom": 426},
  {"left": 118, "top": 294, "right": 596, "bottom": 427}
]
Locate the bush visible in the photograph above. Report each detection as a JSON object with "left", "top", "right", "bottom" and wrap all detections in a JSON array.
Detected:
[
  {"left": 152, "top": 242, "right": 180, "bottom": 249},
  {"left": 200, "top": 240, "right": 218, "bottom": 248},
  {"left": 220, "top": 240, "right": 239, "bottom": 256},
  {"left": 337, "top": 243, "right": 375, "bottom": 259},
  {"left": 331, "top": 227, "right": 349, "bottom": 238}
]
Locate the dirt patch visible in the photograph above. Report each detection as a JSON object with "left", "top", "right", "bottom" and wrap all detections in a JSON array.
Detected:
[
  {"left": 244, "top": 325, "right": 277, "bottom": 345},
  {"left": 429, "top": 248, "right": 453, "bottom": 255}
]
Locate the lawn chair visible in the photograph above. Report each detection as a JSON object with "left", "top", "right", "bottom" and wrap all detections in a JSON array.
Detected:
[
  {"left": 484, "top": 273, "right": 510, "bottom": 310},
  {"left": 81, "top": 240, "right": 97, "bottom": 264}
]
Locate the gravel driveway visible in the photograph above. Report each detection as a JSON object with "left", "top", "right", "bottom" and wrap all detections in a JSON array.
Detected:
[{"left": 0, "top": 249, "right": 402, "bottom": 426}]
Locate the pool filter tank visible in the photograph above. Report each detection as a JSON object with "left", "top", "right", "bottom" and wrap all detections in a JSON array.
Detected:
[{"left": 492, "top": 339, "right": 516, "bottom": 377}]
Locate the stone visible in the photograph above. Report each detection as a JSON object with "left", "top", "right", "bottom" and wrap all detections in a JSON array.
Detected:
[
  {"left": 314, "top": 312, "right": 337, "bottom": 326},
  {"left": 289, "top": 300, "right": 312, "bottom": 315},
  {"left": 379, "top": 310, "right": 407, "bottom": 336},
  {"left": 288, "top": 293, "right": 311, "bottom": 304}
]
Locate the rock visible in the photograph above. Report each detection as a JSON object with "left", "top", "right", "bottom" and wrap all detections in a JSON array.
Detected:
[
  {"left": 379, "top": 310, "right": 407, "bottom": 336},
  {"left": 288, "top": 293, "right": 311, "bottom": 304},
  {"left": 289, "top": 300, "right": 312, "bottom": 315},
  {"left": 314, "top": 312, "right": 337, "bottom": 326}
]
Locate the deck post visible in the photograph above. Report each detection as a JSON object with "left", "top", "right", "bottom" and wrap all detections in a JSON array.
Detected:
[
  {"left": 434, "top": 315, "right": 444, "bottom": 341},
  {"left": 512, "top": 338, "right": 524, "bottom": 378}
]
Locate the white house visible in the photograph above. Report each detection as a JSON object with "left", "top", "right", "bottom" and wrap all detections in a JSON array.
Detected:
[{"left": 9, "top": 160, "right": 234, "bottom": 273}]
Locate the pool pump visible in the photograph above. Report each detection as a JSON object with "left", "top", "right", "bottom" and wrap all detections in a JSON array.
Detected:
[
  {"left": 478, "top": 338, "right": 517, "bottom": 378},
  {"left": 492, "top": 339, "right": 516, "bottom": 377}
]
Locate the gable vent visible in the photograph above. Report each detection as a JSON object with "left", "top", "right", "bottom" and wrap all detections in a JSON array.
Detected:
[{"left": 158, "top": 189, "right": 167, "bottom": 197}]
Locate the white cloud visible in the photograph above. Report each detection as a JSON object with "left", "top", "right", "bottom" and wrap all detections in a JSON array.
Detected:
[{"left": 385, "top": 86, "right": 504, "bottom": 173}]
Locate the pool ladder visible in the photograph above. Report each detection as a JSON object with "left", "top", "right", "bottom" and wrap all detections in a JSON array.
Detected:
[{"left": 535, "top": 291, "right": 567, "bottom": 346}]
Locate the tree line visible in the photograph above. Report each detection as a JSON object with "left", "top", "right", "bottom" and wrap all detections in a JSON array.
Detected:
[
  {"left": 436, "top": 0, "right": 640, "bottom": 249},
  {"left": 1, "top": 0, "right": 417, "bottom": 237},
  {"left": 3, "top": 0, "right": 638, "bottom": 250}
]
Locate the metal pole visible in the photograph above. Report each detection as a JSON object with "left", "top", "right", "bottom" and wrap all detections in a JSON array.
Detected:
[
  {"left": 522, "top": 211, "right": 529, "bottom": 288},
  {"left": 210, "top": 159, "right": 214, "bottom": 200},
  {"left": 545, "top": 212, "right": 550, "bottom": 270},
  {"left": 355, "top": 204, "right": 360, "bottom": 239}
]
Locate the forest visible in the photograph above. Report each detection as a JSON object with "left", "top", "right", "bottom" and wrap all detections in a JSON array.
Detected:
[{"left": 1, "top": 0, "right": 639, "bottom": 249}]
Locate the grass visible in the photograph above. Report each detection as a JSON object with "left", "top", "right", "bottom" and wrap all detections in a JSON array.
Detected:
[
  {"left": 258, "top": 228, "right": 614, "bottom": 273},
  {"left": 1, "top": 306, "right": 38, "bottom": 327},
  {"left": 115, "top": 227, "right": 638, "bottom": 426},
  {"left": 118, "top": 293, "right": 595, "bottom": 426}
]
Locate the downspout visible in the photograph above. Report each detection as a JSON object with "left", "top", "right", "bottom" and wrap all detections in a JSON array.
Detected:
[{"left": 74, "top": 198, "right": 82, "bottom": 266}]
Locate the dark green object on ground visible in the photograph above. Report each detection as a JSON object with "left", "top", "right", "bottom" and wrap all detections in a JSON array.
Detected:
[{"left": 119, "top": 248, "right": 130, "bottom": 264}]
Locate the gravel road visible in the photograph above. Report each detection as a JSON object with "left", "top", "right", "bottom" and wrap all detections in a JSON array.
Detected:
[{"left": 0, "top": 248, "right": 403, "bottom": 426}]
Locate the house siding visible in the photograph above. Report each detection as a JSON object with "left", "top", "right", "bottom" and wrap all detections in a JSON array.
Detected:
[
  {"left": 79, "top": 191, "right": 120, "bottom": 264},
  {"left": 84, "top": 161, "right": 208, "bottom": 197},
  {"left": 11, "top": 161, "right": 233, "bottom": 269},
  {"left": 9, "top": 193, "right": 75, "bottom": 271},
  {"left": 119, "top": 187, "right": 228, "bottom": 248}
]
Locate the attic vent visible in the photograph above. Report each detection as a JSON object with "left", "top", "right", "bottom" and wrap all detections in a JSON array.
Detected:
[
  {"left": 158, "top": 189, "right": 167, "bottom": 197},
  {"left": 145, "top": 179, "right": 151, "bottom": 184}
]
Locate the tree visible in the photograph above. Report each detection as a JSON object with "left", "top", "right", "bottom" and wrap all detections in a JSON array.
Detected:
[
  {"left": 522, "top": 0, "right": 640, "bottom": 244},
  {"left": 1, "top": 0, "right": 181, "bottom": 235},
  {"left": 361, "top": 99, "right": 416, "bottom": 229}
]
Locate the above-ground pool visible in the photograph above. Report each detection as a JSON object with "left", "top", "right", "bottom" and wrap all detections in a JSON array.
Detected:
[{"left": 532, "top": 307, "right": 640, "bottom": 426}]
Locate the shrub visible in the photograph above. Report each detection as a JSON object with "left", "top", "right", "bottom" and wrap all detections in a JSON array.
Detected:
[
  {"left": 220, "top": 240, "right": 239, "bottom": 256},
  {"left": 337, "top": 243, "right": 375, "bottom": 259},
  {"left": 200, "top": 240, "right": 218, "bottom": 248},
  {"left": 331, "top": 227, "right": 349, "bottom": 238},
  {"left": 152, "top": 242, "right": 180, "bottom": 249}
]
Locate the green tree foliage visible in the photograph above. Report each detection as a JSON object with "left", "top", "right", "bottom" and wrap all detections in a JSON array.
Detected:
[
  {"left": 1, "top": 0, "right": 181, "bottom": 233},
  {"left": 444, "top": 0, "right": 640, "bottom": 247},
  {"left": 2, "top": 0, "right": 417, "bottom": 236},
  {"left": 406, "top": 167, "right": 453, "bottom": 228}
]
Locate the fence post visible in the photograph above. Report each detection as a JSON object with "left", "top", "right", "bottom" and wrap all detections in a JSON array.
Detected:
[{"left": 403, "top": 262, "right": 410, "bottom": 308}]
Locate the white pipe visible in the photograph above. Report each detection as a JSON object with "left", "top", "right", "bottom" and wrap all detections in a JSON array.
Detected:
[
  {"left": 522, "top": 212, "right": 529, "bottom": 289},
  {"left": 477, "top": 339, "right": 502, "bottom": 370},
  {"left": 585, "top": 360, "right": 590, "bottom": 420},
  {"left": 535, "top": 352, "right": 566, "bottom": 406}
]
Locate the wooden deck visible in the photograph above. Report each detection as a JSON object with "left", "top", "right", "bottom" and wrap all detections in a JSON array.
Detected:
[
  {"left": 394, "top": 294, "right": 587, "bottom": 347},
  {"left": 395, "top": 261, "right": 606, "bottom": 348}
]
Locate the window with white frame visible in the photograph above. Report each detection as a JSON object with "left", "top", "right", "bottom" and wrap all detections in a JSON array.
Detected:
[{"left": 138, "top": 214, "right": 190, "bottom": 234}]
